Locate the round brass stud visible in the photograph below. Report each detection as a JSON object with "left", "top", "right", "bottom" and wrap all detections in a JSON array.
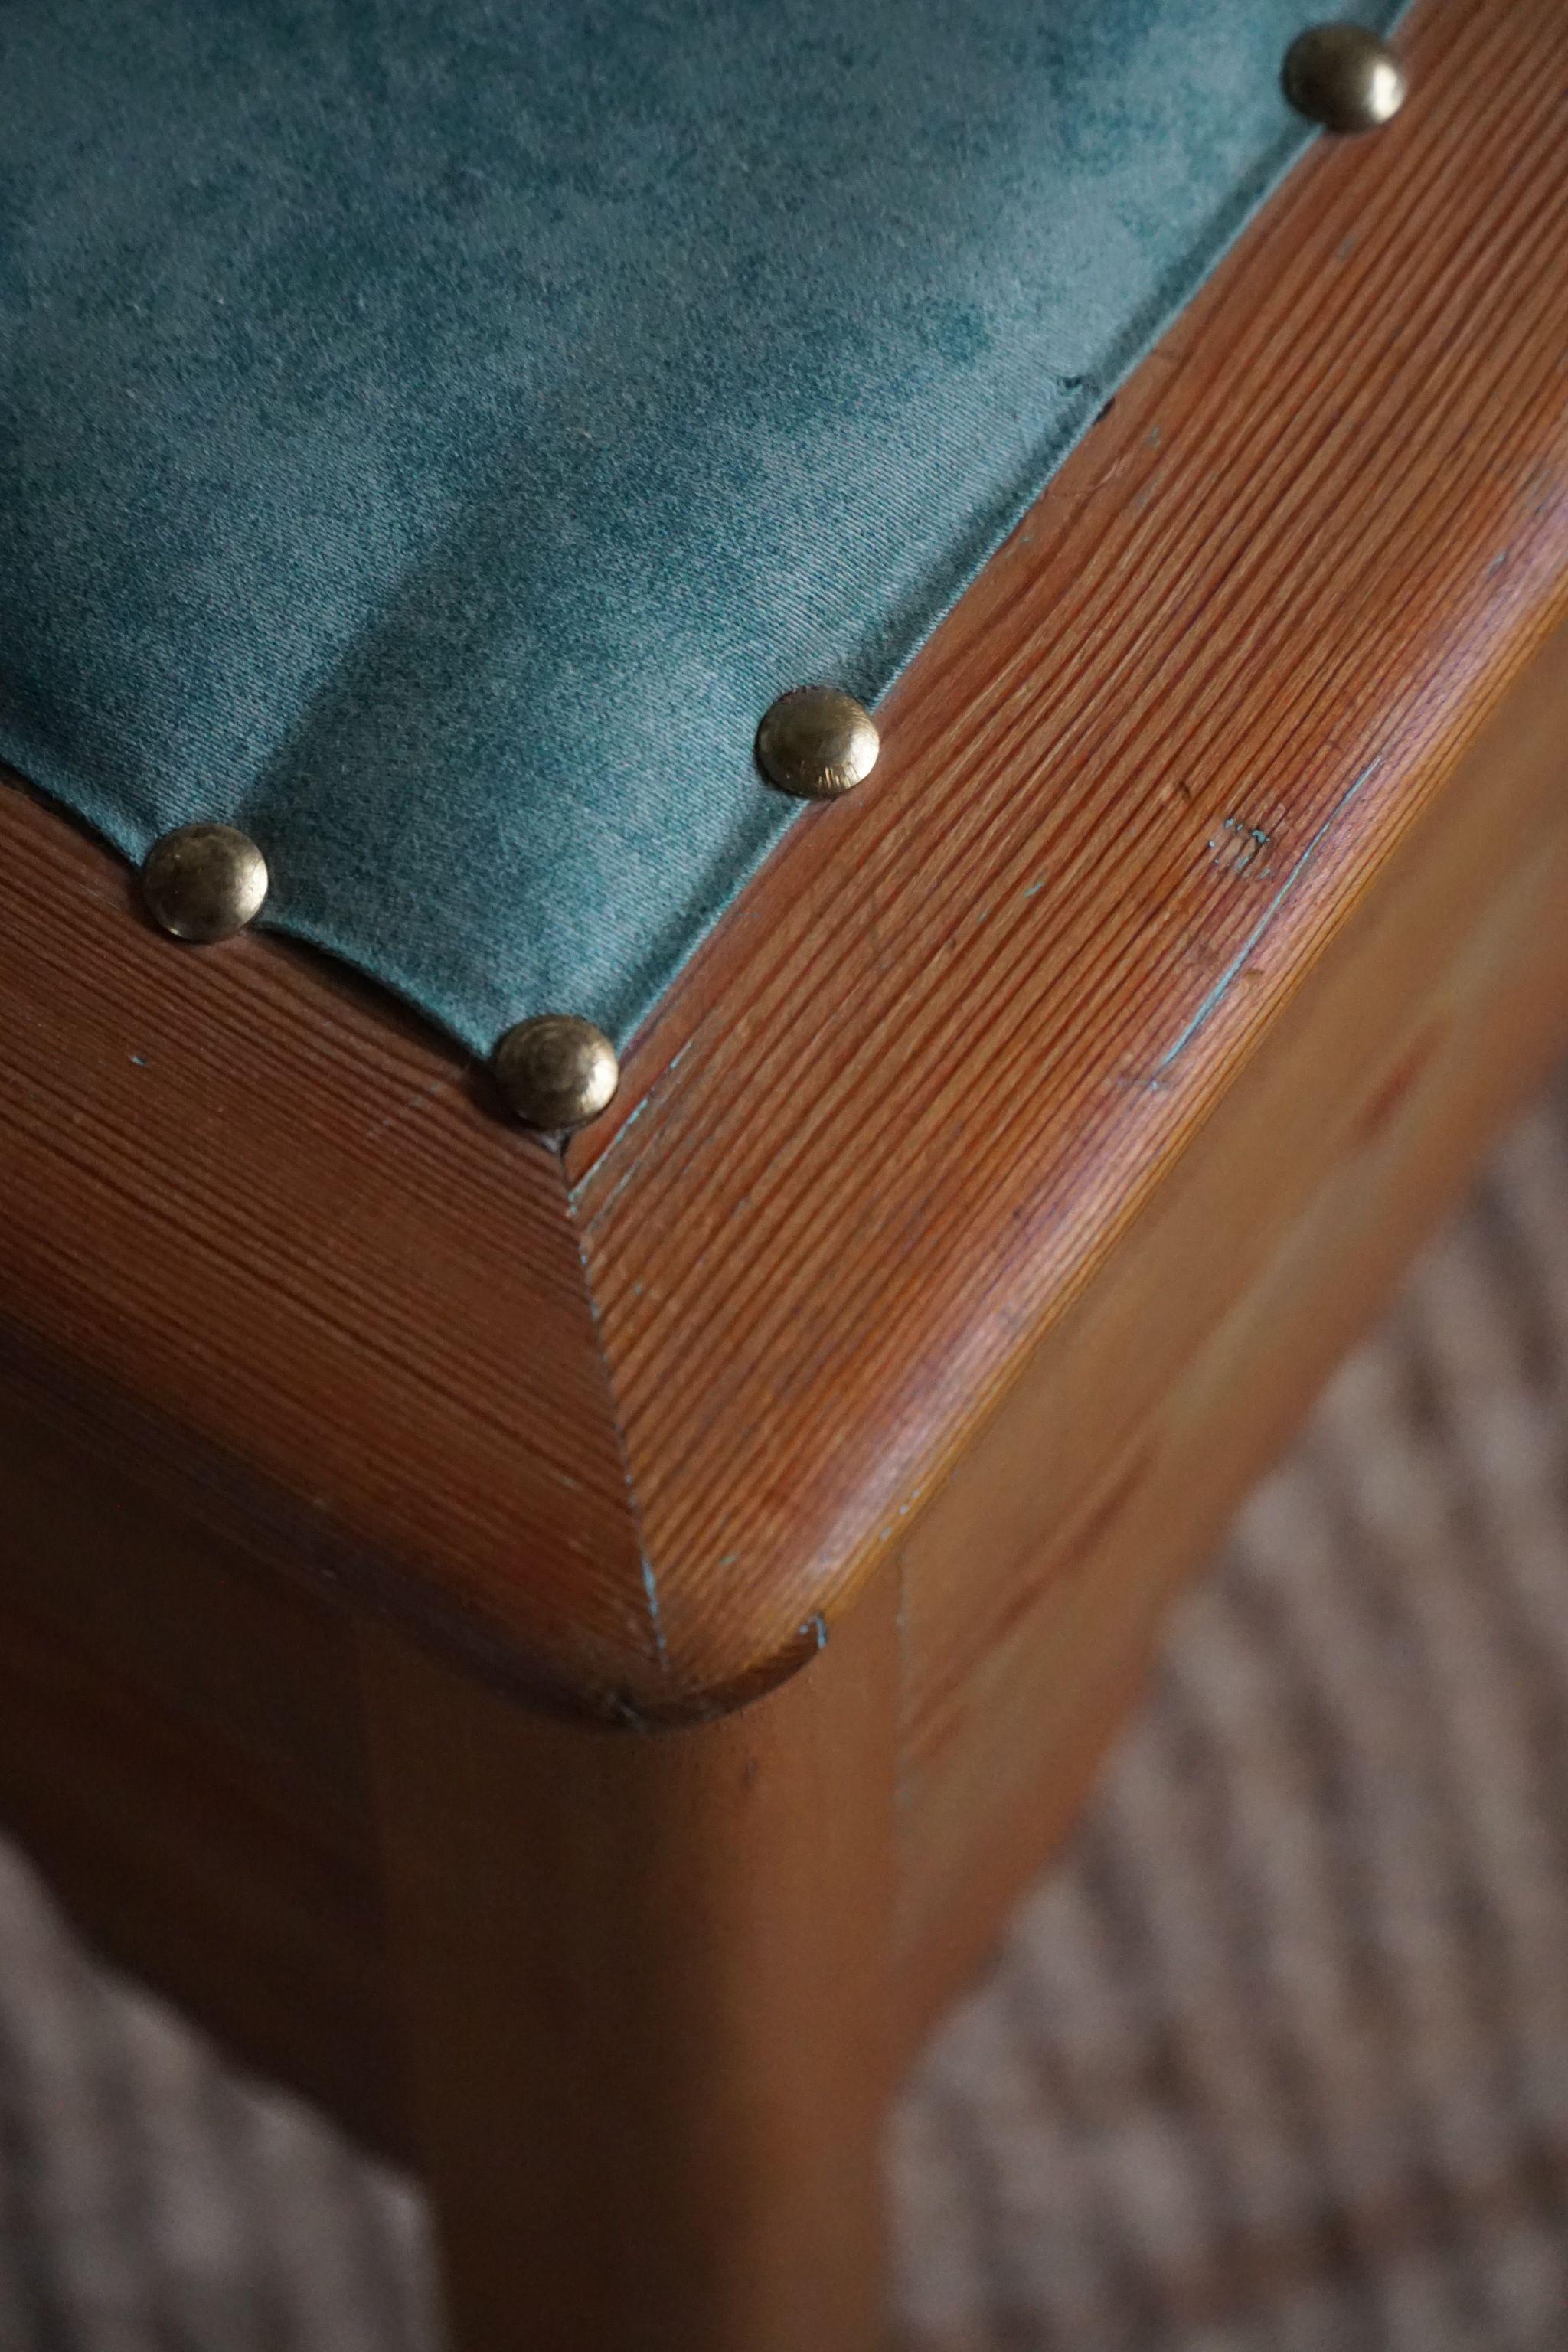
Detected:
[
  {"left": 1282, "top": 23, "right": 1406, "bottom": 133},
  {"left": 142, "top": 822, "right": 269, "bottom": 943},
  {"left": 754, "top": 686, "right": 880, "bottom": 802},
  {"left": 493, "top": 1014, "right": 619, "bottom": 1133}
]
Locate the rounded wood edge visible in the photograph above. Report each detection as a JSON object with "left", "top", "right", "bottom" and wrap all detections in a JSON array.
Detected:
[
  {"left": 565, "top": 0, "right": 1568, "bottom": 1699},
  {"left": 3, "top": 0, "right": 1564, "bottom": 1726}
]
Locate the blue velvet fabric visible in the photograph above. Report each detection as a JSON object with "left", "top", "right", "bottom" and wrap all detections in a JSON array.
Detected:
[{"left": 0, "top": 0, "right": 1399, "bottom": 1052}]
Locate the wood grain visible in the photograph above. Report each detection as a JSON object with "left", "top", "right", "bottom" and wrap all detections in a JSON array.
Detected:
[
  {"left": 8, "top": 566, "right": 1566, "bottom": 2160},
  {"left": 895, "top": 616, "right": 1568, "bottom": 2038},
  {"left": 0, "top": 21, "right": 1560, "bottom": 2342},
  {"left": 8, "top": 550, "right": 1567, "bottom": 2173},
  {"left": 573, "top": 0, "right": 1568, "bottom": 1705},
  {"left": 0, "top": 1370, "right": 404, "bottom": 2147},
  {"left": 0, "top": 0, "right": 1561, "bottom": 1726},
  {"left": 0, "top": 787, "right": 649, "bottom": 1713},
  {"left": 0, "top": 1586, "right": 404, "bottom": 2152},
  {"left": 363, "top": 1573, "right": 897, "bottom": 2350}
]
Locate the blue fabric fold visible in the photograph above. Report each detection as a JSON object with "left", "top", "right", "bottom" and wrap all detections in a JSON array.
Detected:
[{"left": 0, "top": 0, "right": 1399, "bottom": 1050}]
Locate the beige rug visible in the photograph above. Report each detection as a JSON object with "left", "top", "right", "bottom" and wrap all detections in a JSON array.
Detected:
[{"left": 4, "top": 1073, "right": 1568, "bottom": 2350}]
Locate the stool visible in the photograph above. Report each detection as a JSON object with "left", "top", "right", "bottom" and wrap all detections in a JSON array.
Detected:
[{"left": 0, "top": 0, "right": 1565, "bottom": 2342}]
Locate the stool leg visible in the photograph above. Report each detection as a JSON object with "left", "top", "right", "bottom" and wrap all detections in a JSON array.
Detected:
[{"left": 359, "top": 1576, "right": 897, "bottom": 2352}]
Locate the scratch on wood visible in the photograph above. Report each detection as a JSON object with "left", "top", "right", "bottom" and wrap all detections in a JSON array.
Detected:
[
  {"left": 570, "top": 1035, "right": 699, "bottom": 1217},
  {"left": 1210, "top": 815, "right": 1273, "bottom": 877},
  {"left": 640, "top": 1556, "right": 671, "bottom": 1674},
  {"left": 362, "top": 1069, "right": 458, "bottom": 1145},
  {"left": 1148, "top": 760, "right": 1382, "bottom": 1084}
]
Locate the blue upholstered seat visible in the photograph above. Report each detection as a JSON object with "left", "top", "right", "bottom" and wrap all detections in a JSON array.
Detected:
[{"left": 0, "top": 1, "right": 1398, "bottom": 1053}]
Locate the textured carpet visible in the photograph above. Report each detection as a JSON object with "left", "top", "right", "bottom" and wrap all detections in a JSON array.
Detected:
[{"left": 3, "top": 1072, "right": 1568, "bottom": 2348}]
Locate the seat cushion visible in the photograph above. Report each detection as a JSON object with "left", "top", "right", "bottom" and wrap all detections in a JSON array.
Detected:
[{"left": 0, "top": 0, "right": 1400, "bottom": 1052}]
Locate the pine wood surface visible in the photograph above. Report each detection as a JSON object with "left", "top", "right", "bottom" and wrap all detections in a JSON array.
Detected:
[
  {"left": 0, "top": 789, "right": 647, "bottom": 1710},
  {"left": 0, "top": 1590, "right": 401, "bottom": 2153},
  {"left": 0, "top": 11, "right": 1560, "bottom": 2331},
  {"left": 2, "top": 616, "right": 1563, "bottom": 2188},
  {"left": 894, "top": 617, "right": 1568, "bottom": 2040},
  {"left": 572, "top": 0, "right": 1568, "bottom": 1707},
  {"left": 0, "top": 0, "right": 1560, "bottom": 1731},
  {"left": 362, "top": 1574, "right": 898, "bottom": 2352},
  {"left": 0, "top": 1374, "right": 401, "bottom": 2148}
]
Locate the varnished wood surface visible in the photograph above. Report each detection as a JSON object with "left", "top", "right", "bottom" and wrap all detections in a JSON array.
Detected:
[
  {"left": 0, "top": 18, "right": 1560, "bottom": 2339},
  {"left": 573, "top": 0, "right": 1568, "bottom": 1704},
  {"left": 0, "top": 1588, "right": 404, "bottom": 2153},
  {"left": 364, "top": 1575, "right": 897, "bottom": 2351},
  {"left": 5, "top": 619, "right": 1565, "bottom": 2175},
  {"left": 0, "top": 0, "right": 1561, "bottom": 1725},
  {"left": 0, "top": 791, "right": 647, "bottom": 1711},
  {"left": 895, "top": 619, "right": 1568, "bottom": 2039},
  {"left": 0, "top": 1380, "right": 403, "bottom": 2148}
]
